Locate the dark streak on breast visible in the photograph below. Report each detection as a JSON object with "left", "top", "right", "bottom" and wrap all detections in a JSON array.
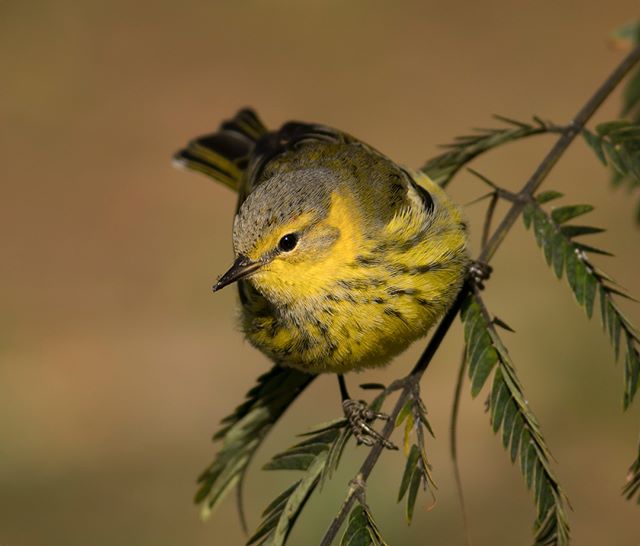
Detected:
[
  {"left": 337, "top": 279, "right": 386, "bottom": 291},
  {"left": 387, "top": 287, "right": 418, "bottom": 296},
  {"left": 416, "top": 297, "right": 436, "bottom": 309},
  {"left": 384, "top": 307, "right": 406, "bottom": 324},
  {"left": 355, "top": 255, "right": 382, "bottom": 267},
  {"left": 411, "top": 262, "right": 447, "bottom": 275}
]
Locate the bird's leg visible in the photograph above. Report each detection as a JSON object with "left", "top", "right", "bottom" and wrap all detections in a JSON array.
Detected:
[{"left": 338, "top": 374, "right": 397, "bottom": 450}]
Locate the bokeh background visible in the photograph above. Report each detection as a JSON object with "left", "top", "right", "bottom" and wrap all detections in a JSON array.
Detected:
[{"left": 2, "top": 1, "right": 640, "bottom": 545}]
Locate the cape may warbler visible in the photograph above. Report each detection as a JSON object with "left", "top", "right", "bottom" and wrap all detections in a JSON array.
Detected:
[{"left": 175, "top": 109, "right": 469, "bottom": 444}]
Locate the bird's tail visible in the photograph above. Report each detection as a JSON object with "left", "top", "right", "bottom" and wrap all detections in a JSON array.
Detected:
[{"left": 173, "top": 108, "right": 268, "bottom": 191}]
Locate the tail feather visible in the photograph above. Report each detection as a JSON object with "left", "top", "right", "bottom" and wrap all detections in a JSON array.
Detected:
[{"left": 173, "top": 108, "right": 268, "bottom": 191}]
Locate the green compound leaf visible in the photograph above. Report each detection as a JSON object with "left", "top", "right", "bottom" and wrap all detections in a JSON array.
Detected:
[
  {"left": 461, "top": 294, "right": 571, "bottom": 545},
  {"left": 248, "top": 423, "right": 348, "bottom": 546},
  {"left": 550, "top": 204, "right": 594, "bottom": 224},
  {"left": 536, "top": 191, "right": 565, "bottom": 204},
  {"left": 421, "top": 116, "right": 560, "bottom": 187},
  {"left": 524, "top": 199, "right": 640, "bottom": 409},
  {"left": 463, "top": 298, "right": 498, "bottom": 398},
  {"left": 396, "top": 444, "right": 434, "bottom": 524},
  {"left": 196, "top": 366, "right": 315, "bottom": 523},
  {"left": 341, "top": 504, "right": 389, "bottom": 546},
  {"left": 395, "top": 392, "right": 437, "bottom": 524},
  {"left": 582, "top": 120, "right": 640, "bottom": 223}
]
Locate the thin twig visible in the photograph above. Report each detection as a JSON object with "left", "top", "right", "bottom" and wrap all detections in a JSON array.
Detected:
[
  {"left": 482, "top": 193, "right": 499, "bottom": 248},
  {"left": 318, "top": 43, "right": 640, "bottom": 546},
  {"left": 479, "top": 44, "right": 640, "bottom": 263}
]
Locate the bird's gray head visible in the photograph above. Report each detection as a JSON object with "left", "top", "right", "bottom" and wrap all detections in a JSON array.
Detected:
[
  {"left": 232, "top": 168, "right": 334, "bottom": 259},
  {"left": 212, "top": 168, "right": 344, "bottom": 294}
]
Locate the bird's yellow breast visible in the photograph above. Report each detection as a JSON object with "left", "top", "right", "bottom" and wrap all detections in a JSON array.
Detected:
[{"left": 239, "top": 173, "right": 468, "bottom": 374}]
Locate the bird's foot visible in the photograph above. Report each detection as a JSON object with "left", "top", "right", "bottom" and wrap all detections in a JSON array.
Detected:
[
  {"left": 342, "top": 399, "right": 398, "bottom": 450},
  {"left": 468, "top": 260, "right": 492, "bottom": 289}
]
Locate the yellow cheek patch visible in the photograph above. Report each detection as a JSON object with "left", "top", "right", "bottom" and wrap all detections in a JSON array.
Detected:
[
  {"left": 256, "top": 191, "right": 365, "bottom": 299},
  {"left": 325, "top": 190, "right": 362, "bottom": 262}
]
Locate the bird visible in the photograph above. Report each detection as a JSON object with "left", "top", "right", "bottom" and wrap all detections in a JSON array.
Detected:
[{"left": 174, "top": 108, "right": 469, "bottom": 447}]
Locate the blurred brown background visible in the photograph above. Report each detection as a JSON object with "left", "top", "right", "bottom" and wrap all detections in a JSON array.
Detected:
[{"left": 2, "top": 1, "right": 640, "bottom": 545}]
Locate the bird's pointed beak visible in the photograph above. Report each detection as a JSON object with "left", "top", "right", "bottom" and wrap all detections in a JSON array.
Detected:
[{"left": 213, "top": 254, "right": 263, "bottom": 292}]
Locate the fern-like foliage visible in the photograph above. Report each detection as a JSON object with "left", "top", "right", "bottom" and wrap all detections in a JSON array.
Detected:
[
  {"left": 522, "top": 193, "right": 640, "bottom": 408},
  {"left": 584, "top": 21, "right": 640, "bottom": 222},
  {"left": 461, "top": 293, "right": 571, "bottom": 545},
  {"left": 582, "top": 121, "right": 640, "bottom": 219},
  {"left": 395, "top": 393, "right": 436, "bottom": 523},
  {"left": 196, "top": 365, "right": 315, "bottom": 521},
  {"left": 582, "top": 121, "right": 640, "bottom": 184},
  {"left": 340, "top": 504, "right": 388, "bottom": 546},
  {"left": 248, "top": 420, "right": 350, "bottom": 546},
  {"left": 623, "top": 440, "right": 640, "bottom": 503},
  {"left": 421, "top": 116, "right": 560, "bottom": 187}
]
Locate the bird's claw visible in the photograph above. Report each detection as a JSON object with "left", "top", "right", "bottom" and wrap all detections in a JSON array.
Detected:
[
  {"left": 468, "top": 260, "right": 492, "bottom": 289},
  {"left": 342, "top": 399, "right": 397, "bottom": 450}
]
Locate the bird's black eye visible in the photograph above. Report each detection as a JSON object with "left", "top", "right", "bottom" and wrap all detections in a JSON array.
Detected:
[{"left": 278, "top": 233, "right": 298, "bottom": 252}]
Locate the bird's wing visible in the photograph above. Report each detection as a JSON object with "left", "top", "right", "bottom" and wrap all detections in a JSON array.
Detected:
[{"left": 241, "top": 121, "right": 430, "bottom": 229}]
